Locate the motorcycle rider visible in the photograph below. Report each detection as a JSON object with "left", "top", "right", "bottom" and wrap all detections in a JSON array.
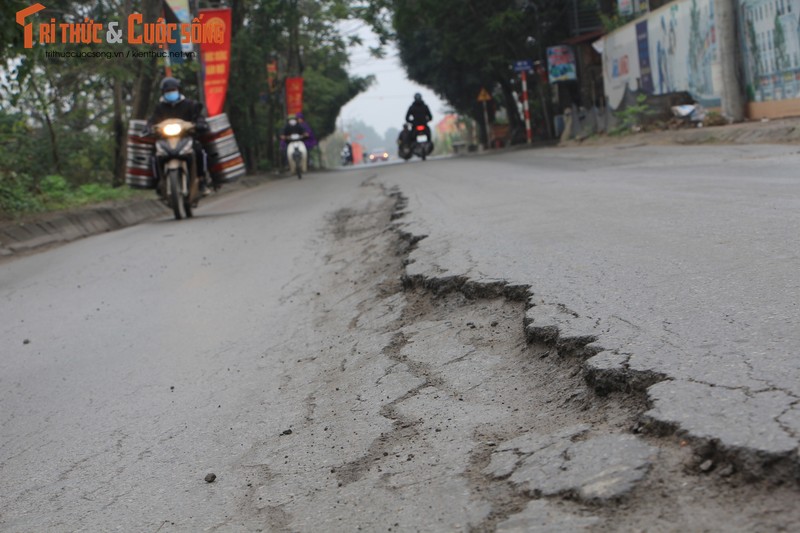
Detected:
[
  {"left": 279, "top": 114, "right": 308, "bottom": 143},
  {"left": 279, "top": 114, "right": 309, "bottom": 172},
  {"left": 148, "top": 77, "right": 211, "bottom": 195},
  {"left": 405, "top": 92, "right": 433, "bottom": 140}
]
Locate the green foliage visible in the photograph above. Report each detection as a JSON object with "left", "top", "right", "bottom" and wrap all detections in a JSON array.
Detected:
[
  {"left": 3, "top": 0, "right": 372, "bottom": 211},
  {"left": 390, "top": 0, "right": 569, "bottom": 133},
  {"left": 1, "top": 0, "right": 140, "bottom": 216},
  {"left": 298, "top": 1, "right": 376, "bottom": 139},
  {"left": 611, "top": 94, "right": 654, "bottom": 135},
  {"left": 224, "top": 0, "right": 374, "bottom": 171},
  {"left": 305, "top": 69, "right": 374, "bottom": 140},
  {"left": 599, "top": 11, "right": 635, "bottom": 33},
  {"left": 1, "top": 0, "right": 28, "bottom": 60},
  {"left": 40, "top": 175, "right": 70, "bottom": 202},
  {"left": 320, "top": 130, "right": 349, "bottom": 168},
  {"left": 0, "top": 112, "right": 47, "bottom": 181},
  {"left": 0, "top": 171, "right": 143, "bottom": 218},
  {"left": 0, "top": 173, "right": 43, "bottom": 214}
]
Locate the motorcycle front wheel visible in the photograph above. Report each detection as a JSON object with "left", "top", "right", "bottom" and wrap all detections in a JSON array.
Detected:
[
  {"left": 167, "top": 169, "right": 183, "bottom": 220},
  {"left": 183, "top": 173, "right": 194, "bottom": 218},
  {"left": 293, "top": 154, "right": 303, "bottom": 179}
]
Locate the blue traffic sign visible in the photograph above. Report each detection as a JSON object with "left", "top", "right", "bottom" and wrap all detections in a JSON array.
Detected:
[{"left": 513, "top": 59, "right": 533, "bottom": 73}]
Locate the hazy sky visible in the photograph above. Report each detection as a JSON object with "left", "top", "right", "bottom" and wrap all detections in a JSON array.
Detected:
[{"left": 338, "top": 22, "right": 446, "bottom": 138}]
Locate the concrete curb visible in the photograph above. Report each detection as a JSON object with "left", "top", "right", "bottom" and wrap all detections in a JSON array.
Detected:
[
  {"left": 561, "top": 117, "right": 800, "bottom": 148},
  {"left": 0, "top": 199, "right": 168, "bottom": 257},
  {"left": 0, "top": 175, "right": 273, "bottom": 259}
]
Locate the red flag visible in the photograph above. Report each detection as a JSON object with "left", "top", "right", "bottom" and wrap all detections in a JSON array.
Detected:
[
  {"left": 285, "top": 77, "right": 304, "bottom": 116},
  {"left": 199, "top": 8, "right": 232, "bottom": 116},
  {"left": 267, "top": 61, "right": 278, "bottom": 93}
]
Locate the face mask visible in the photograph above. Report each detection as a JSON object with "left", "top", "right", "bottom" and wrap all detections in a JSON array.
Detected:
[
  {"left": 288, "top": 119, "right": 297, "bottom": 126},
  {"left": 164, "top": 90, "right": 180, "bottom": 102}
]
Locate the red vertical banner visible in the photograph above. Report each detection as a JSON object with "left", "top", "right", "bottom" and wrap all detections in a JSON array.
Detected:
[
  {"left": 285, "top": 77, "right": 304, "bottom": 116},
  {"left": 199, "top": 8, "right": 232, "bottom": 117},
  {"left": 266, "top": 61, "right": 278, "bottom": 93},
  {"left": 352, "top": 142, "right": 364, "bottom": 165}
]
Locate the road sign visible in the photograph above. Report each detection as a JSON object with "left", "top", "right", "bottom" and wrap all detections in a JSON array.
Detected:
[
  {"left": 513, "top": 59, "right": 533, "bottom": 73},
  {"left": 477, "top": 88, "right": 491, "bottom": 102}
]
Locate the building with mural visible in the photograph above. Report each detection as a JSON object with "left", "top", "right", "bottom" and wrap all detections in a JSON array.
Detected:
[
  {"left": 597, "top": 0, "right": 800, "bottom": 120},
  {"left": 739, "top": 0, "right": 800, "bottom": 117},
  {"left": 600, "top": 0, "right": 722, "bottom": 111}
]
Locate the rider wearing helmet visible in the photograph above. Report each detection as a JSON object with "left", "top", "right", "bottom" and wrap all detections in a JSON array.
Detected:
[
  {"left": 279, "top": 114, "right": 310, "bottom": 172},
  {"left": 148, "top": 77, "right": 211, "bottom": 194},
  {"left": 279, "top": 114, "right": 307, "bottom": 141},
  {"left": 405, "top": 92, "right": 433, "bottom": 136}
]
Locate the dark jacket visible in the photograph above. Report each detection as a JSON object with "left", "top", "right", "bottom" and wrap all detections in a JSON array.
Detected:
[
  {"left": 406, "top": 101, "right": 432, "bottom": 125},
  {"left": 148, "top": 96, "right": 208, "bottom": 133},
  {"left": 281, "top": 122, "right": 307, "bottom": 139}
]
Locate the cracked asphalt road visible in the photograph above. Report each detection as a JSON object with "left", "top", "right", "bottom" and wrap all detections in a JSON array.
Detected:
[
  {"left": 392, "top": 144, "right": 800, "bottom": 480},
  {"left": 1, "top": 143, "right": 799, "bottom": 531}
]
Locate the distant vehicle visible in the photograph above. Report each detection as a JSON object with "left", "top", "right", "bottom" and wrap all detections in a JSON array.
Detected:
[{"left": 367, "top": 148, "right": 390, "bottom": 163}]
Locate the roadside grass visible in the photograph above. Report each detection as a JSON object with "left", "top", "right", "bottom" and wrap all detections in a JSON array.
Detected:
[{"left": 1, "top": 174, "right": 150, "bottom": 221}]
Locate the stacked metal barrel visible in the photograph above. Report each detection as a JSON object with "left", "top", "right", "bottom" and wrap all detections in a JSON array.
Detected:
[
  {"left": 125, "top": 119, "right": 157, "bottom": 189},
  {"left": 201, "top": 114, "right": 245, "bottom": 185}
]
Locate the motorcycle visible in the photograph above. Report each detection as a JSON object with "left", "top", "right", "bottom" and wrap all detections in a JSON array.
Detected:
[
  {"left": 398, "top": 122, "right": 433, "bottom": 161},
  {"left": 340, "top": 145, "right": 353, "bottom": 166},
  {"left": 153, "top": 118, "right": 202, "bottom": 220},
  {"left": 287, "top": 133, "right": 308, "bottom": 179}
]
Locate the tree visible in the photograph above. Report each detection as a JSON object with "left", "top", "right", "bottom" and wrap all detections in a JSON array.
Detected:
[
  {"left": 342, "top": 118, "right": 383, "bottom": 151},
  {"left": 293, "top": 0, "right": 374, "bottom": 139},
  {"left": 1, "top": 0, "right": 374, "bottom": 208},
  {"left": 1, "top": 1, "right": 28, "bottom": 60},
  {"left": 388, "top": 0, "right": 570, "bottom": 143},
  {"left": 2, "top": 0, "right": 159, "bottom": 190},
  {"left": 225, "top": 0, "right": 373, "bottom": 171}
]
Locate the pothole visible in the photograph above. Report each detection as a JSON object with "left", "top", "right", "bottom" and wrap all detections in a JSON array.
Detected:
[
  {"left": 242, "top": 181, "right": 800, "bottom": 532},
  {"left": 328, "top": 184, "right": 657, "bottom": 528},
  {"left": 380, "top": 184, "right": 799, "bottom": 530}
]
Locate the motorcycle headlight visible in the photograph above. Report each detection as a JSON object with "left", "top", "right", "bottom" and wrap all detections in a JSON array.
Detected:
[{"left": 162, "top": 123, "right": 182, "bottom": 136}]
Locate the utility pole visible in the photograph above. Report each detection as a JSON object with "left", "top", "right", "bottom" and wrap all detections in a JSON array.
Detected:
[
  {"left": 521, "top": 70, "right": 532, "bottom": 144},
  {"left": 715, "top": 0, "right": 745, "bottom": 122},
  {"left": 190, "top": 0, "right": 205, "bottom": 109}
]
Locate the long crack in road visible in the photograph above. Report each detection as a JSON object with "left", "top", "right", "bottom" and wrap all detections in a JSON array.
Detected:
[{"left": 226, "top": 180, "right": 800, "bottom": 531}]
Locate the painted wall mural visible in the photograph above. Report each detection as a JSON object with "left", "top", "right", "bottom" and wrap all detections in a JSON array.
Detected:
[
  {"left": 601, "top": 0, "right": 721, "bottom": 109},
  {"left": 601, "top": 0, "right": 800, "bottom": 117},
  {"left": 739, "top": 0, "right": 800, "bottom": 103}
]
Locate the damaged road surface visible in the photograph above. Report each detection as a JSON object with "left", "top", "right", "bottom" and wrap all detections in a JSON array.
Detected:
[{"left": 1, "top": 144, "right": 799, "bottom": 531}]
